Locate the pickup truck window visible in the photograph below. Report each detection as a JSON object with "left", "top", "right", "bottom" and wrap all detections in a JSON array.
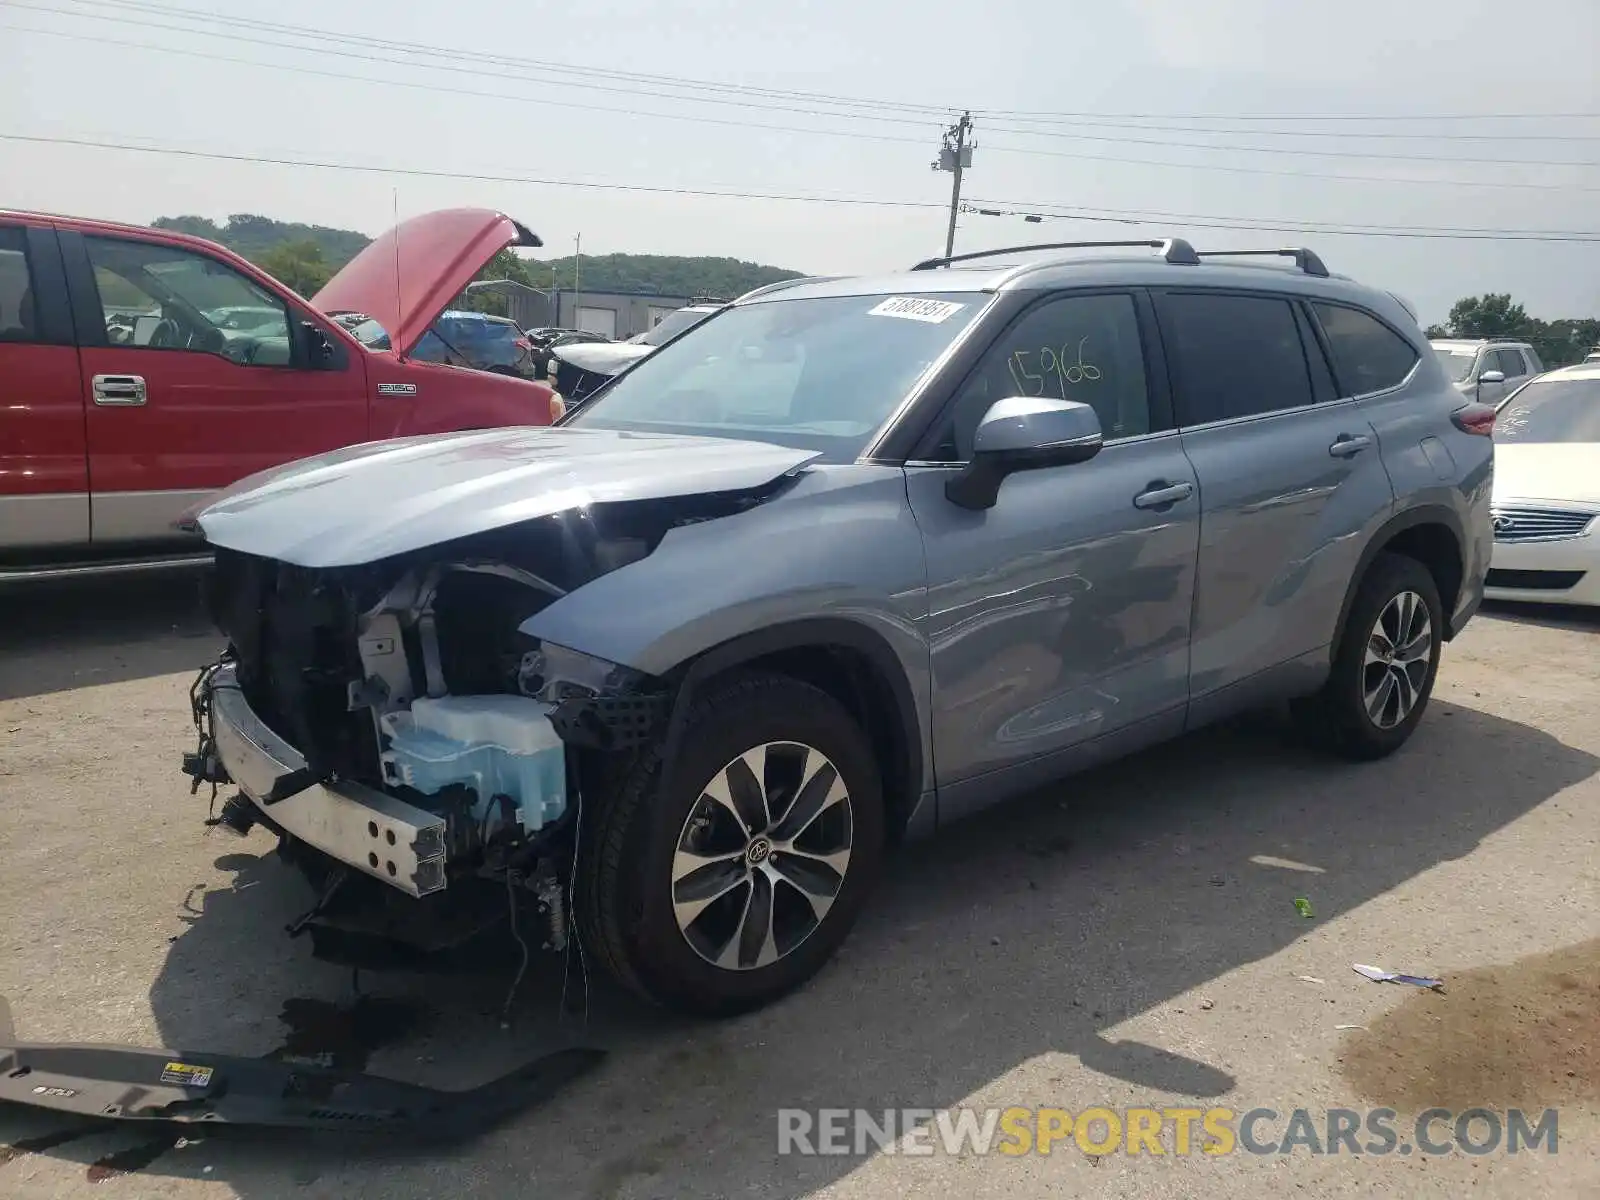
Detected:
[
  {"left": 83, "top": 235, "right": 295, "bottom": 367},
  {"left": 0, "top": 228, "right": 38, "bottom": 343}
]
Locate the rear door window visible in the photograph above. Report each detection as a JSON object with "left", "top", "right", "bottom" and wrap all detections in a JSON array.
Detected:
[
  {"left": 1312, "top": 303, "right": 1420, "bottom": 397},
  {"left": 1158, "top": 292, "right": 1317, "bottom": 424},
  {"left": 0, "top": 227, "right": 39, "bottom": 343}
]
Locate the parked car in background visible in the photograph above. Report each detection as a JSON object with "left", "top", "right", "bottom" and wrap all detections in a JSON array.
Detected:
[
  {"left": 1429, "top": 337, "right": 1543, "bottom": 405},
  {"left": 0, "top": 206, "right": 560, "bottom": 580},
  {"left": 182, "top": 237, "right": 1491, "bottom": 1019},
  {"left": 549, "top": 303, "right": 723, "bottom": 404},
  {"left": 340, "top": 309, "right": 538, "bottom": 378},
  {"left": 527, "top": 327, "right": 612, "bottom": 379},
  {"left": 1485, "top": 361, "right": 1600, "bottom": 607}
]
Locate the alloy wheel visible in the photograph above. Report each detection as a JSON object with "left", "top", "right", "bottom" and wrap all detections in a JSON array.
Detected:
[
  {"left": 1362, "top": 590, "right": 1433, "bottom": 730},
  {"left": 671, "top": 741, "right": 854, "bottom": 971}
]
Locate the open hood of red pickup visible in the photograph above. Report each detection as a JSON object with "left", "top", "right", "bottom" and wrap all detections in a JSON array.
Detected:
[{"left": 311, "top": 208, "right": 542, "bottom": 357}]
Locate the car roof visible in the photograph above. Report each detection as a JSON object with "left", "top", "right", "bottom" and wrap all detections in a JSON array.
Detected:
[
  {"left": 1430, "top": 338, "right": 1530, "bottom": 350},
  {"left": 735, "top": 250, "right": 1414, "bottom": 327},
  {"left": 1532, "top": 362, "right": 1600, "bottom": 383}
]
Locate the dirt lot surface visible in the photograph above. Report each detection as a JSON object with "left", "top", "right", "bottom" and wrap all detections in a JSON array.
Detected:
[{"left": 2, "top": 574, "right": 1598, "bottom": 1198}]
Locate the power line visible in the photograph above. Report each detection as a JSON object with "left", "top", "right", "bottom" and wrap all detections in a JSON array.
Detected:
[
  {"left": 981, "top": 122, "right": 1600, "bottom": 169},
  {"left": 985, "top": 114, "right": 1600, "bottom": 142},
  {"left": 10, "top": 19, "right": 1600, "bottom": 196},
  {"left": 0, "top": 131, "right": 947, "bottom": 206},
  {"left": 8, "top": 131, "right": 1600, "bottom": 243},
  {"left": 977, "top": 138, "right": 1600, "bottom": 193},
  {"left": 31, "top": 0, "right": 1600, "bottom": 130},
  {"left": 966, "top": 197, "right": 1600, "bottom": 240},
  {"left": 6, "top": 0, "right": 960, "bottom": 123},
  {"left": 13, "top": 0, "right": 1600, "bottom": 171},
  {"left": 961, "top": 202, "right": 1600, "bottom": 243},
  {"left": 0, "top": 23, "right": 933, "bottom": 147},
  {"left": 979, "top": 105, "right": 1600, "bottom": 123}
]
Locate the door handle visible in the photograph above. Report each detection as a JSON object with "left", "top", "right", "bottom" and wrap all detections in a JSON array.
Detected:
[
  {"left": 92, "top": 374, "right": 147, "bottom": 406},
  {"left": 1133, "top": 480, "right": 1194, "bottom": 510},
  {"left": 1329, "top": 433, "right": 1372, "bottom": 458}
]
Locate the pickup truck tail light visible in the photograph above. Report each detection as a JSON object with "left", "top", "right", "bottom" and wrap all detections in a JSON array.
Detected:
[{"left": 1451, "top": 402, "right": 1496, "bottom": 437}]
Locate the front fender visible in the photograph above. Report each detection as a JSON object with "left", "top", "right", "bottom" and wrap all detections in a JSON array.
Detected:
[{"left": 519, "top": 463, "right": 933, "bottom": 779}]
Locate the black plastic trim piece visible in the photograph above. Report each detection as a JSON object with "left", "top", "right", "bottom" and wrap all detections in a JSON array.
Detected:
[
  {"left": 912, "top": 238, "right": 1200, "bottom": 271},
  {"left": 658, "top": 617, "right": 925, "bottom": 831},
  {"left": 1194, "top": 247, "right": 1329, "bottom": 277}
]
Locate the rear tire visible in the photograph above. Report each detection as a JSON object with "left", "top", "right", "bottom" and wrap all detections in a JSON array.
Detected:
[
  {"left": 1291, "top": 552, "right": 1444, "bottom": 760},
  {"left": 574, "top": 672, "right": 885, "bottom": 1017}
]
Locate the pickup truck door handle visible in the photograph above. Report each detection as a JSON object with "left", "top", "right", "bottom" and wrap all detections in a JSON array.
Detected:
[
  {"left": 1133, "top": 480, "right": 1194, "bottom": 510},
  {"left": 92, "top": 374, "right": 147, "bottom": 406},
  {"left": 1329, "top": 433, "right": 1373, "bottom": 458}
]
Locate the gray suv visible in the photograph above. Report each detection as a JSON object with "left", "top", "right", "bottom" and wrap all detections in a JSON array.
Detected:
[
  {"left": 1430, "top": 337, "right": 1543, "bottom": 405},
  {"left": 183, "top": 238, "right": 1494, "bottom": 1017}
]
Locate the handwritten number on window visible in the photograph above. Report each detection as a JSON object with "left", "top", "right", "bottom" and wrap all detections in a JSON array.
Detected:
[
  {"left": 1007, "top": 350, "right": 1045, "bottom": 396},
  {"left": 1008, "top": 338, "right": 1100, "bottom": 399}
]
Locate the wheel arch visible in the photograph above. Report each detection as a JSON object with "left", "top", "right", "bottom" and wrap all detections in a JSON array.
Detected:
[
  {"left": 659, "top": 618, "right": 925, "bottom": 842},
  {"left": 1334, "top": 505, "right": 1466, "bottom": 650}
]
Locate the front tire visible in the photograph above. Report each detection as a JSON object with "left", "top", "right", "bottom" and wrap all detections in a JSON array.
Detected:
[
  {"left": 1292, "top": 551, "right": 1444, "bottom": 760},
  {"left": 575, "top": 672, "right": 885, "bottom": 1017}
]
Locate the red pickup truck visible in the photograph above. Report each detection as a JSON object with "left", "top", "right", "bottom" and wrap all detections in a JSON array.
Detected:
[{"left": 0, "top": 207, "right": 561, "bottom": 581}]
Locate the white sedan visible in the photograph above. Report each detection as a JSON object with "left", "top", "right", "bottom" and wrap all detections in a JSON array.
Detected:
[{"left": 1486, "top": 362, "right": 1600, "bottom": 607}]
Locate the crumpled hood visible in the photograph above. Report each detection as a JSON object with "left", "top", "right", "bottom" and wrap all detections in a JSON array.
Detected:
[
  {"left": 311, "top": 208, "right": 541, "bottom": 358},
  {"left": 193, "top": 427, "right": 821, "bottom": 568},
  {"left": 551, "top": 341, "right": 654, "bottom": 376},
  {"left": 1493, "top": 442, "right": 1600, "bottom": 506}
]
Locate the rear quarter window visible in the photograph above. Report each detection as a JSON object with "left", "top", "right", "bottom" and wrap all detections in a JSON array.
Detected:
[
  {"left": 1312, "top": 304, "right": 1420, "bottom": 397},
  {"left": 1159, "top": 292, "right": 1317, "bottom": 423}
]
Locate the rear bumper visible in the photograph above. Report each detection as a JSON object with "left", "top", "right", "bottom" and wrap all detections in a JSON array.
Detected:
[{"left": 207, "top": 664, "right": 448, "bottom": 897}]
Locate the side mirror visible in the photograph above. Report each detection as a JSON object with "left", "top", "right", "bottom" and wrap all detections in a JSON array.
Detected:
[
  {"left": 301, "top": 321, "right": 336, "bottom": 368},
  {"left": 945, "top": 397, "right": 1104, "bottom": 510},
  {"left": 1479, "top": 370, "right": 1505, "bottom": 385}
]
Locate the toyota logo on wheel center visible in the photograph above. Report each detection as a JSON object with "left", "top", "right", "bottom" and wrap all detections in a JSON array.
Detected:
[{"left": 746, "top": 837, "right": 773, "bottom": 866}]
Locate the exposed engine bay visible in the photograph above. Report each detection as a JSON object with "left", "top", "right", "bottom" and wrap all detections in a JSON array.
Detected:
[{"left": 181, "top": 486, "right": 784, "bottom": 969}]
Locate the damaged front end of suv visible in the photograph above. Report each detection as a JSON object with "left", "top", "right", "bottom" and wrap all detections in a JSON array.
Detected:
[{"left": 180, "top": 427, "right": 815, "bottom": 971}]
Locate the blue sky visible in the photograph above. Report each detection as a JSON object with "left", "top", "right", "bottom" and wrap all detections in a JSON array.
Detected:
[{"left": 3, "top": 0, "right": 1598, "bottom": 324}]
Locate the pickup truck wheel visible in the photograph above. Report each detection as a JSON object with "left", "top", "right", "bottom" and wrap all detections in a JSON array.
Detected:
[
  {"left": 1291, "top": 551, "right": 1443, "bottom": 761},
  {"left": 574, "top": 672, "right": 885, "bottom": 1017}
]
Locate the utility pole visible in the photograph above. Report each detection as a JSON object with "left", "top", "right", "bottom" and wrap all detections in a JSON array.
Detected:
[
  {"left": 932, "top": 111, "right": 973, "bottom": 259},
  {"left": 572, "top": 233, "right": 582, "bottom": 328}
]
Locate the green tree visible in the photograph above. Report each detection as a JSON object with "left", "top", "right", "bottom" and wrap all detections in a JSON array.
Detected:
[
  {"left": 254, "top": 239, "right": 334, "bottom": 297},
  {"left": 1445, "top": 294, "right": 1530, "bottom": 339}
]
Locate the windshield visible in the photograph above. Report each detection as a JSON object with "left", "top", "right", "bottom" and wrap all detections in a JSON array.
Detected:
[
  {"left": 1433, "top": 347, "right": 1476, "bottom": 382},
  {"left": 568, "top": 291, "right": 988, "bottom": 460},
  {"left": 344, "top": 317, "right": 391, "bottom": 349},
  {"left": 1495, "top": 378, "right": 1600, "bottom": 444},
  {"left": 631, "top": 307, "right": 716, "bottom": 346}
]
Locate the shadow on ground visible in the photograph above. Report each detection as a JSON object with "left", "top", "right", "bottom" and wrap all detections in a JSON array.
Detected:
[
  {"left": 1481, "top": 598, "right": 1600, "bottom": 634},
  {"left": 0, "top": 572, "right": 220, "bottom": 702},
  {"left": 2, "top": 700, "right": 1593, "bottom": 1198}
]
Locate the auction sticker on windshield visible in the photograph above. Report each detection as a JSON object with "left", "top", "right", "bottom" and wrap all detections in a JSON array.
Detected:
[{"left": 868, "top": 297, "right": 967, "bottom": 323}]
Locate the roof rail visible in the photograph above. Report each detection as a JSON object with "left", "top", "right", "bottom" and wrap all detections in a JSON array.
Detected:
[
  {"left": 733, "top": 276, "right": 840, "bottom": 302},
  {"left": 911, "top": 238, "right": 1200, "bottom": 271},
  {"left": 1194, "top": 247, "right": 1329, "bottom": 278}
]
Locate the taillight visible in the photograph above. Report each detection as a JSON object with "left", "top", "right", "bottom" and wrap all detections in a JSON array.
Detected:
[
  {"left": 1452, "top": 402, "right": 1496, "bottom": 437},
  {"left": 514, "top": 337, "right": 532, "bottom": 350},
  {"left": 549, "top": 394, "right": 566, "bottom": 421}
]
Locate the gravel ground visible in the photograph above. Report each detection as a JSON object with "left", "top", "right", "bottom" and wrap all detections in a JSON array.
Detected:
[{"left": 1, "top": 574, "right": 1597, "bottom": 1199}]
